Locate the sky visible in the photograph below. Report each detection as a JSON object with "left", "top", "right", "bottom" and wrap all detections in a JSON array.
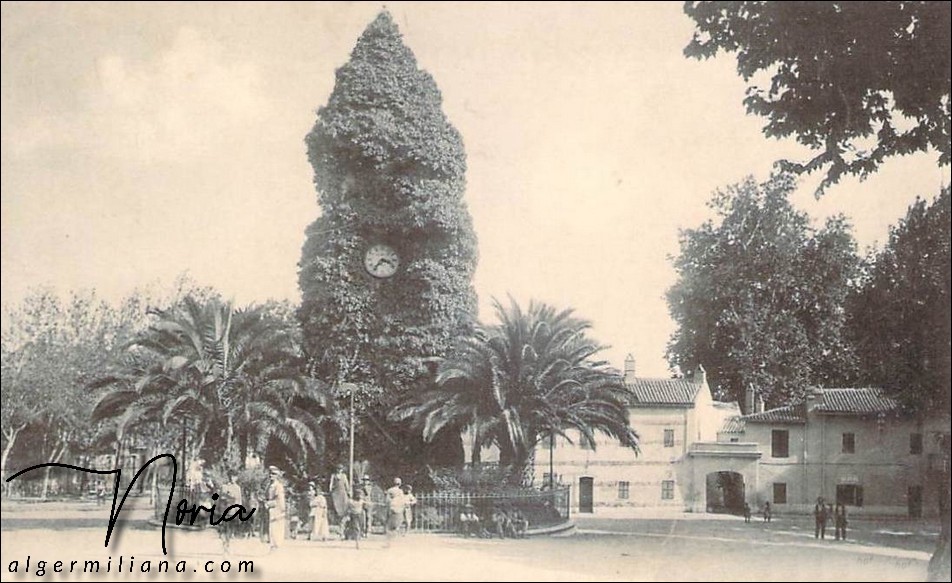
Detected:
[{"left": 2, "top": 2, "right": 950, "bottom": 377}]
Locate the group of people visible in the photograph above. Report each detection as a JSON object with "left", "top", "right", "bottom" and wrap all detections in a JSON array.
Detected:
[
  {"left": 742, "top": 501, "right": 772, "bottom": 523},
  {"left": 458, "top": 504, "right": 529, "bottom": 539},
  {"left": 322, "top": 466, "right": 418, "bottom": 541},
  {"left": 814, "top": 496, "right": 848, "bottom": 540},
  {"left": 742, "top": 496, "right": 848, "bottom": 541},
  {"left": 260, "top": 465, "right": 421, "bottom": 548}
]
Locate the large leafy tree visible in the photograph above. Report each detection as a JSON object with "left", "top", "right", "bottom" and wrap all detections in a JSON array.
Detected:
[
  {"left": 1, "top": 289, "right": 149, "bottom": 497},
  {"left": 394, "top": 299, "right": 638, "bottom": 482},
  {"left": 846, "top": 188, "right": 951, "bottom": 581},
  {"left": 684, "top": 1, "right": 951, "bottom": 193},
  {"left": 849, "top": 187, "right": 951, "bottom": 413},
  {"left": 667, "top": 173, "right": 860, "bottom": 408},
  {"left": 298, "top": 11, "right": 478, "bottom": 456}
]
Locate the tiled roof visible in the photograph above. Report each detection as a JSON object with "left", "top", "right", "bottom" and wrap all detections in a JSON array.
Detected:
[
  {"left": 626, "top": 378, "right": 701, "bottom": 406},
  {"left": 720, "top": 416, "right": 746, "bottom": 433},
  {"left": 743, "top": 405, "right": 806, "bottom": 424},
  {"left": 813, "top": 388, "right": 899, "bottom": 415}
]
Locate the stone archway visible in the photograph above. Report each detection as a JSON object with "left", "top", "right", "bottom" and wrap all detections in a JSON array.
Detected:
[
  {"left": 685, "top": 442, "right": 761, "bottom": 513},
  {"left": 706, "top": 471, "right": 745, "bottom": 514}
]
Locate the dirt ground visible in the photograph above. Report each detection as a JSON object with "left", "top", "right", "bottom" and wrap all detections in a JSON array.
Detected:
[{"left": 0, "top": 498, "right": 939, "bottom": 581}]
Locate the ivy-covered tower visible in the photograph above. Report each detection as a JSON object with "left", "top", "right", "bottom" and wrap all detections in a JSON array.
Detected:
[{"left": 298, "top": 10, "right": 478, "bottom": 417}]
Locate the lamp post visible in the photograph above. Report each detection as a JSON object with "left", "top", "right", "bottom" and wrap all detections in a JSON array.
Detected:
[{"left": 341, "top": 382, "right": 358, "bottom": 487}]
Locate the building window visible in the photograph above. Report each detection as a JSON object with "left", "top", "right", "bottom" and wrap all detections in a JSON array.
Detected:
[
  {"left": 618, "top": 481, "right": 630, "bottom": 500},
  {"left": 771, "top": 429, "right": 789, "bottom": 458},
  {"left": 836, "top": 484, "right": 864, "bottom": 507},
  {"left": 661, "top": 480, "right": 675, "bottom": 500},
  {"left": 910, "top": 433, "right": 923, "bottom": 455},
  {"left": 842, "top": 432, "right": 855, "bottom": 454},
  {"left": 663, "top": 429, "right": 675, "bottom": 448},
  {"left": 773, "top": 483, "right": 787, "bottom": 504},
  {"left": 729, "top": 437, "right": 739, "bottom": 443}
]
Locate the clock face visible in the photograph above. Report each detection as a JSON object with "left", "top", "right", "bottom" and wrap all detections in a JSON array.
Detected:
[{"left": 364, "top": 244, "right": 399, "bottom": 278}]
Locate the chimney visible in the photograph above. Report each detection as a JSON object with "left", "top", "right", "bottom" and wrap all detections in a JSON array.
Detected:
[
  {"left": 745, "top": 384, "right": 755, "bottom": 415},
  {"left": 694, "top": 364, "right": 707, "bottom": 387},
  {"left": 624, "top": 354, "right": 636, "bottom": 384},
  {"left": 755, "top": 392, "right": 764, "bottom": 413}
]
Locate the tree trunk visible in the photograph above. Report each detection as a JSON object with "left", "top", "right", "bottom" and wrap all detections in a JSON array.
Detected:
[
  {"left": 41, "top": 435, "right": 70, "bottom": 500},
  {"left": 517, "top": 448, "right": 536, "bottom": 488},
  {"left": 239, "top": 431, "right": 249, "bottom": 470},
  {"left": 1, "top": 424, "right": 25, "bottom": 495},
  {"left": 470, "top": 433, "right": 482, "bottom": 465}
]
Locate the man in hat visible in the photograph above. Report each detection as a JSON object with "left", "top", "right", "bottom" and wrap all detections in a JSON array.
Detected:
[{"left": 266, "top": 466, "right": 287, "bottom": 549}]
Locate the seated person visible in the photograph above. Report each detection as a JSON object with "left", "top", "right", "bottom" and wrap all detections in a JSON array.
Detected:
[
  {"left": 459, "top": 504, "right": 480, "bottom": 537},
  {"left": 508, "top": 510, "right": 529, "bottom": 538},
  {"left": 491, "top": 508, "right": 512, "bottom": 539}
]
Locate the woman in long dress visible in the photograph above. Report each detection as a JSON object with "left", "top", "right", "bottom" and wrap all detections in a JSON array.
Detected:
[
  {"left": 266, "top": 466, "right": 286, "bottom": 549},
  {"left": 330, "top": 465, "right": 351, "bottom": 522},
  {"left": 308, "top": 483, "right": 330, "bottom": 541}
]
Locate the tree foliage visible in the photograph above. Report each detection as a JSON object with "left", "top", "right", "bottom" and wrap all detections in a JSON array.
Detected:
[
  {"left": 298, "top": 11, "right": 478, "bottom": 434},
  {"left": 848, "top": 187, "right": 951, "bottom": 414},
  {"left": 92, "top": 297, "right": 339, "bottom": 476},
  {"left": 667, "top": 174, "right": 860, "bottom": 408},
  {"left": 685, "top": 1, "right": 951, "bottom": 193},
  {"left": 394, "top": 298, "right": 638, "bottom": 480},
  {"left": 1, "top": 289, "right": 146, "bottom": 493}
]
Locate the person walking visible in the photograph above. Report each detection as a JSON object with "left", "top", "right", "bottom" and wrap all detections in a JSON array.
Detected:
[
  {"left": 359, "top": 475, "right": 375, "bottom": 536},
  {"left": 743, "top": 502, "right": 752, "bottom": 523},
  {"left": 218, "top": 471, "right": 243, "bottom": 554},
  {"left": 762, "top": 501, "right": 772, "bottom": 523},
  {"left": 343, "top": 489, "right": 367, "bottom": 545},
  {"left": 386, "top": 477, "right": 406, "bottom": 537},
  {"left": 834, "top": 502, "right": 848, "bottom": 541},
  {"left": 308, "top": 482, "right": 330, "bottom": 542},
  {"left": 813, "top": 497, "right": 827, "bottom": 539},
  {"left": 402, "top": 484, "right": 417, "bottom": 534},
  {"left": 266, "top": 466, "right": 287, "bottom": 550}
]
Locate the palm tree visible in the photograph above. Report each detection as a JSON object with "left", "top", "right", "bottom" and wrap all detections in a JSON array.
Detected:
[
  {"left": 92, "top": 297, "right": 337, "bottom": 472},
  {"left": 394, "top": 298, "right": 638, "bottom": 482}
]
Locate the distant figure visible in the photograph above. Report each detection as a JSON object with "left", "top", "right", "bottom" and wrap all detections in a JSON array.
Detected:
[
  {"left": 834, "top": 503, "right": 848, "bottom": 540},
  {"left": 308, "top": 482, "right": 330, "bottom": 542},
  {"left": 509, "top": 509, "right": 529, "bottom": 538},
  {"left": 386, "top": 478, "right": 406, "bottom": 536},
  {"left": 763, "top": 501, "right": 772, "bottom": 523},
  {"left": 218, "top": 471, "right": 243, "bottom": 553},
  {"left": 330, "top": 465, "right": 351, "bottom": 522},
  {"left": 743, "top": 502, "right": 752, "bottom": 523},
  {"left": 342, "top": 489, "right": 366, "bottom": 542},
  {"left": 266, "top": 466, "right": 287, "bottom": 549},
  {"left": 402, "top": 484, "right": 417, "bottom": 534},
  {"left": 459, "top": 504, "right": 480, "bottom": 537},
  {"left": 813, "top": 497, "right": 827, "bottom": 539},
  {"left": 491, "top": 508, "right": 511, "bottom": 538},
  {"left": 359, "top": 475, "right": 375, "bottom": 535}
]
